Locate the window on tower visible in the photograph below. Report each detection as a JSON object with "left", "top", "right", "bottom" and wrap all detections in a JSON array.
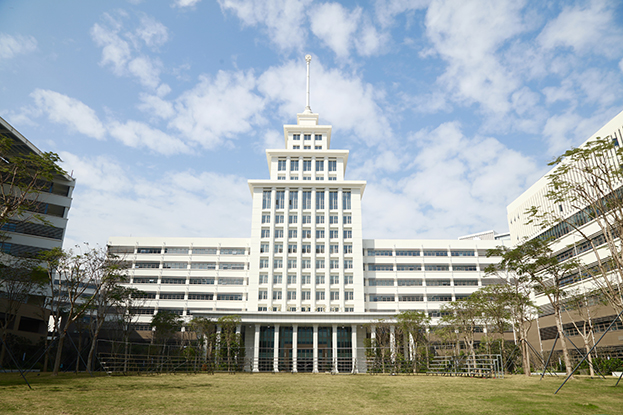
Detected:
[
  {"left": 278, "top": 160, "right": 286, "bottom": 171},
  {"left": 262, "top": 190, "right": 271, "bottom": 209},
  {"left": 343, "top": 191, "right": 351, "bottom": 210},
  {"left": 302, "top": 191, "right": 312, "bottom": 209},
  {"left": 289, "top": 191, "right": 298, "bottom": 209},
  {"left": 293, "top": 134, "right": 300, "bottom": 140},
  {"left": 316, "top": 160, "right": 324, "bottom": 171},
  {"left": 315, "top": 134, "right": 322, "bottom": 140},
  {"left": 304, "top": 134, "right": 311, "bottom": 140},
  {"left": 303, "top": 160, "right": 312, "bottom": 171},
  {"left": 329, "top": 192, "right": 338, "bottom": 210},
  {"left": 328, "top": 160, "right": 337, "bottom": 172},
  {"left": 316, "top": 191, "right": 325, "bottom": 209},
  {"left": 291, "top": 160, "right": 299, "bottom": 171}
]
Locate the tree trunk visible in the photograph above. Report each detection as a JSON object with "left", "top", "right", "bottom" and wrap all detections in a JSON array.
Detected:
[
  {"left": 554, "top": 308, "right": 573, "bottom": 377},
  {"left": 520, "top": 322, "right": 531, "bottom": 376},
  {"left": 75, "top": 330, "right": 82, "bottom": 373},
  {"left": 52, "top": 330, "right": 67, "bottom": 376}
]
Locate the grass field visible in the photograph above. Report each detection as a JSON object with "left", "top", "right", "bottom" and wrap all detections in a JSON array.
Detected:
[{"left": 1, "top": 372, "right": 622, "bottom": 414}]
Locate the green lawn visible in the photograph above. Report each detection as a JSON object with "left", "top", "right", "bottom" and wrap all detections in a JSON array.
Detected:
[{"left": 0, "top": 373, "right": 621, "bottom": 414}]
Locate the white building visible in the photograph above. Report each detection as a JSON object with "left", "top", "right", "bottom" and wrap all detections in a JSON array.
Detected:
[{"left": 109, "top": 88, "right": 509, "bottom": 372}]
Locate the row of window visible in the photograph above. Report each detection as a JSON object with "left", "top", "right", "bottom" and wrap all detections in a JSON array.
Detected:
[
  {"left": 262, "top": 190, "right": 351, "bottom": 210},
  {"left": 259, "top": 290, "right": 352, "bottom": 301},
  {"left": 261, "top": 229, "right": 352, "bottom": 239},
  {"left": 132, "top": 292, "right": 215, "bottom": 300},
  {"left": 368, "top": 294, "right": 471, "bottom": 302},
  {"left": 292, "top": 134, "right": 323, "bottom": 141},
  {"left": 366, "top": 249, "right": 481, "bottom": 257},
  {"left": 260, "top": 243, "right": 353, "bottom": 254},
  {"left": 257, "top": 306, "right": 355, "bottom": 312},
  {"left": 133, "top": 262, "right": 246, "bottom": 270},
  {"left": 110, "top": 246, "right": 247, "bottom": 255},
  {"left": 260, "top": 259, "right": 353, "bottom": 269},
  {"left": 366, "top": 278, "right": 478, "bottom": 286},
  {"left": 277, "top": 158, "right": 337, "bottom": 172},
  {"left": 132, "top": 277, "right": 245, "bottom": 285},
  {"left": 261, "top": 213, "right": 352, "bottom": 224},
  {"left": 259, "top": 274, "right": 354, "bottom": 285},
  {"left": 367, "top": 264, "right": 478, "bottom": 272}
]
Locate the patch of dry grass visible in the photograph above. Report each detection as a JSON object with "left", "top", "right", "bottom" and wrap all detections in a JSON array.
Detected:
[{"left": 0, "top": 372, "right": 621, "bottom": 414}]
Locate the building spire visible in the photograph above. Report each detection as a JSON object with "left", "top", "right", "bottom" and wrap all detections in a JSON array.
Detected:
[{"left": 304, "top": 54, "right": 312, "bottom": 113}]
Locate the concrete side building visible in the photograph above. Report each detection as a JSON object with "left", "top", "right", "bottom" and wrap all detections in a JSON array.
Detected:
[{"left": 0, "top": 115, "right": 75, "bottom": 343}]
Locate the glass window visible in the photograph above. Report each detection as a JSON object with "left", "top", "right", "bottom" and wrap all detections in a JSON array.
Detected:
[
  {"left": 288, "top": 229, "right": 297, "bottom": 239},
  {"left": 329, "top": 230, "right": 339, "bottom": 239},
  {"left": 273, "top": 274, "right": 282, "bottom": 284},
  {"left": 345, "top": 291, "right": 354, "bottom": 300},
  {"left": 397, "top": 279, "right": 423, "bottom": 286},
  {"left": 329, "top": 192, "right": 338, "bottom": 210},
  {"left": 302, "top": 230, "right": 311, "bottom": 238},
  {"left": 260, "top": 244, "right": 269, "bottom": 253},
  {"left": 345, "top": 275, "right": 353, "bottom": 284},
  {"left": 342, "top": 191, "right": 351, "bottom": 210},
  {"left": 302, "top": 244, "right": 311, "bottom": 253},
  {"left": 287, "top": 274, "right": 297, "bottom": 284},
  {"left": 315, "top": 146, "right": 322, "bottom": 150},
  {"left": 315, "top": 134, "right": 322, "bottom": 141},
  {"left": 329, "top": 215, "right": 338, "bottom": 224},
  {"left": 316, "top": 291, "right": 325, "bottom": 300},
  {"left": 293, "top": 145, "right": 300, "bottom": 150},
  {"left": 275, "top": 215, "right": 284, "bottom": 223},
  {"left": 302, "top": 215, "right": 311, "bottom": 224},
  {"left": 274, "top": 244, "right": 283, "bottom": 253},
  {"left": 425, "top": 265, "right": 450, "bottom": 271},
  {"left": 289, "top": 215, "right": 297, "bottom": 224},
  {"left": 396, "top": 250, "right": 419, "bottom": 256},
  {"left": 303, "top": 160, "right": 312, "bottom": 171},
  {"left": 287, "top": 291, "right": 296, "bottom": 300},
  {"left": 302, "top": 259, "right": 311, "bottom": 269},
  {"left": 316, "top": 244, "right": 325, "bottom": 254},
  {"left": 316, "top": 160, "right": 324, "bottom": 171},
  {"left": 273, "top": 291, "right": 282, "bottom": 300},
  {"left": 316, "top": 191, "right": 324, "bottom": 209},
  {"left": 261, "top": 229, "right": 270, "bottom": 238},
  {"left": 316, "top": 229, "right": 325, "bottom": 239},
  {"left": 262, "top": 190, "right": 271, "bottom": 209},
  {"left": 344, "top": 244, "right": 352, "bottom": 254},
  {"left": 191, "top": 262, "right": 216, "bottom": 269},
  {"left": 451, "top": 250, "right": 475, "bottom": 257},
  {"left": 316, "top": 275, "right": 325, "bottom": 285},
  {"left": 259, "top": 274, "right": 268, "bottom": 284},
  {"left": 302, "top": 191, "right": 312, "bottom": 208},
  {"left": 316, "top": 215, "right": 325, "bottom": 224},
  {"left": 293, "top": 134, "right": 300, "bottom": 141},
  {"left": 190, "top": 277, "right": 215, "bottom": 285},
  {"left": 330, "top": 244, "right": 339, "bottom": 254},
  {"left": 278, "top": 160, "right": 287, "bottom": 171},
  {"left": 344, "top": 230, "right": 352, "bottom": 239},
  {"left": 163, "top": 262, "right": 187, "bottom": 269},
  {"left": 302, "top": 275, "right": 311, "bottom": 284},
  {"left": 316, "top": 259, "right": 325, "bottom": 269},
  {"left": 291, "top": 160, "right": 299, "bottom": 171},
  {"left": 424, "top": 250, "right": 448, "bottom": 257},
  {"left": 343, "top": 215, "right": 351, "bottom": 224},
  {"left": 165, "top": 247, "right": 188, "bottom": 254},
  {"left": 276, "top": 191, "right": 285, "bottom": 209},
  {"left": 274, "top": 259, "right": 283, "bottom": 269},
  {"left": 192, "top": 248, "right": 217, "bottom": 255},
  {"left": 259, "top": 259, "right": 269, "bottom": 268},
  {"left": 330, "top": 259, "right": 339, "bottom": 269},
  {"left": 288, "top": 244, "right": 297, "bottom": 253},
  {"left": 259, "top": 290, "right": 268, "bottom": 300},
  {"left": 289, "top": 191, "right": 298, "bottom": 209},
  {"left": 287, "top": 259, "right": 297, "bottom": 269},
  {"left": 328, "top": 160, "right": 337, "bottom": 172},
  {"left": 304, "top": 134, "right": 311, "bottom": 140},
  {"left": 330, "top": 291, "right": 339, "bottom": 301},
  {"left": 274, "top": 229, "right": 284, "bottom": 238},
  {"left": 261, "top": 214, "right": 270, "bottom": 224},
  {"left": 330, "top": 275, "right": 339, "bottom": 285},
  {"left": 397, "top": 264, "right": 421, "bottom": 271},
  {"left": 344, "top": 260, "right": 353, "bottom": 269},
  {"left": 302, "top": 291, "right": 311, "bottom": 300},
  {"left": 368, "top": 264, "right": 393, "bottom": 271}
]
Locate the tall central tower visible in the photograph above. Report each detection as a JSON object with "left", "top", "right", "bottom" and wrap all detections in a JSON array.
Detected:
[{"left": 247, "top": 56, "right": 366, "bottom": 314}]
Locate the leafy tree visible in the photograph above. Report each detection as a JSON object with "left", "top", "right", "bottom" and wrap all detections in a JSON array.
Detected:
[
  {"left": 217, "top": 315, "right": 242, "bottom": 372},
  {"left": 150, "top": 310, "right": 182, "bottom": 344},
  {"left": 396, "top": 310, "right": 429, "bottom": 373},
  {"left": 40, "top": 245, "right": 121, "bottom": 376},
  {"left": 483, "top": 255, "right": 537, "bottom": 376},
  {"left": 527, "top": 136, "right": 623, "bottom": 320},
  {"left": 487, "top": 238, "right": 579, "bottom": 376},
  {"left": 0, "top": 135, "right": 66, "bottom": 229},
  {"left": 187, "top": 316, "right": 217, "bottom": 372},
  {"left": 441, "top": 296, "right": 483, "bottom": 372}
]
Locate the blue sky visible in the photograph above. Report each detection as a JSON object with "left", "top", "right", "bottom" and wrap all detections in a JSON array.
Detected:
[{"left": 1, "top": 0, "right": 623, "bottom": 247}]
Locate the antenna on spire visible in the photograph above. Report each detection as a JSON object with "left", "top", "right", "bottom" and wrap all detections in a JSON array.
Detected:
[{"left": 304, "top": 54, "right": 312, "bottom": 113}]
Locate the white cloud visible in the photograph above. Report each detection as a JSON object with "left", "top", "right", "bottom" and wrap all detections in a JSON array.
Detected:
[
  {"left": 90, "top": 12, "right": 167, "bottom": 89},
  {"left": 538, "top": 0, "right": 623, "bottom": 58},
  {"left": 218, "top": 0, "right": 311, "bottom": 51},
  {"left": 109, "top": 120, "right": 191, "bottom": 154},
  {"left": 0, "top": 33, "right": 37, "bottom": 60},
  {"left": 135, "top": 15, "right": 169, "bottom": 48},
  {"left": 355, "top": 20, "right": 390, "bottom": 57},
  {"left": 30, "top": 89, "right": 106, "bottom": 139},
  {"left": 541, "top": 110, "right": 617, "bottom": 155},
  {"left": 362, "top": 122, "right": 541, "bottom": 239},
  {"left": 309, "top": 3, "right": 361, "bottom": 59},
  {"left": 169, "top": 70, "right": 266, "bottom": 149},
  {"left": 258, "top": 59, "right": 392, "bottom": 146},
  {"left": 374, "top": 0, "right": 429, "bottom": 27},
  {"left": 138, "top": 93, "right": 176, "bottom": 119},
  {"left": 172, "top": 0, "right": 202, "bottom": 8},
  {"left": 60, "top": 153, "right": 251, "bottom": 247}
]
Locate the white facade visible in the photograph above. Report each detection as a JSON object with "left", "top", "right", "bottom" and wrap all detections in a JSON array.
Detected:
[{"left": 109, "top": 107, "right": 507, "bottom": 372}]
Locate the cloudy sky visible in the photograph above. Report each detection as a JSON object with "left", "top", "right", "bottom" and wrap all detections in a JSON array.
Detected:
[{"left": 2, "top": 0, "right": 623, "bottom": 247}]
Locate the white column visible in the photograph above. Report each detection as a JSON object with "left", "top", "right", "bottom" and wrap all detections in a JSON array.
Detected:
[
  {"left": 390, "top": 325, "right": 396, "bottom": 362},
  {"left": 313, "top": 324, "right": 319, "bottom": 373},
  {"left": 253, "top": 324, "right": 260, "bottom": 372},
  {"left": 409, "top": 333, "right": 415, "bottom": 361},
  {"left": 236, "top": 324, "right": 241, "bottom": 368},
  {"left": 273, "top": 324, "right": 280, "bottom": 372},
  {"left": 332, "top": 324, "right": 338, "bottom": 373},
  {"left": 292, "top": 325, "right": 298, "bottom": 373},
  {"left": 351, "top": 324, "right": 358, "bottom": 374}
]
